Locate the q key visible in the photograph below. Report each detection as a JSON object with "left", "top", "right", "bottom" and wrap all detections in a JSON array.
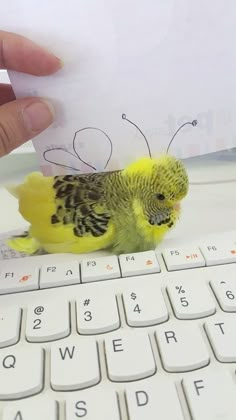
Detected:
[{"left": 0, "top": 346, "right": 43, "bottom": 399}]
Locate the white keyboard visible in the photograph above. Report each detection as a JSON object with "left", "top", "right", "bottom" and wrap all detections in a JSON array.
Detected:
[{"left": 1, "top": 232, "right": 236, "bottom": 420}]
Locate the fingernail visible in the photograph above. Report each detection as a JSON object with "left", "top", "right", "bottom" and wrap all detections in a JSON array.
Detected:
[{"left": 22, "top": 100, "right": 55, "bottom": 133}]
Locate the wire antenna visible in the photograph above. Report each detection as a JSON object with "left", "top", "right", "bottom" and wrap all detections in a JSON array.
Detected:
[
  {"left": 166, "top": 120, "right": 197, "bottom": 154},
  {"left": 122, "top": 113, "right": 152, "bottom": 158}
]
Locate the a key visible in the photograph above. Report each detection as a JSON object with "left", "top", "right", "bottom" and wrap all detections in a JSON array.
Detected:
[
  {"left": 65, "top": 388, "right": 120, "bottom": 420},
  {"left": 123, "top": 282, "right": 168, "bottom": 326},
  {"left": 126, "top": 376, "right": 185, "bottom": 420},
  {"left": 155, "top": 322, "right": 209, "bottom": 372},
  {"left": 26, "top": 300, "right": 70, "bottom": 342},
  {"left": 167, "top": 280, "right": 215, "bottom": 319},
  {"left": 200, "top": 241, "right": 236, "bottom": 266},
  {"left": 104, "top": 331, "right": 156, "bottom": 381},
  {"left": 119, "top": 251, "right": 160, "bottom": 277},
  {"left": 0, "top": 307, "right": 21, "bottom": 348},
  {"left": 0, "top": 267, "right": 39, "bottom": 294},
  {"left": 182, "top": 371, "right": 236, "bottom": 420},
  {"left": 3, "top": 397, "right": 57, "bottom": 420},
  {"left": 51, "top": 337, "right": 100, "bottom": 391},
  {"left": 0, "top": 345, "right": 43, "bottom": 399},
  {"left": 162, "top": 247, "right": 205, "bottom": 271},
  {"left": 205, "top": 314, "right": 236, "bottom": 362},
  {"left": 76, "top": 290, "right": 120, "bottom": 334},
  {"left": 210, "top": 277, "right": 236, "bottom": 311},
  {"left": 40, "top": 261, "right": 80, "bottom": 288},
  {"left": 81, "top": 256, "right": 120, "bottom": 282}
]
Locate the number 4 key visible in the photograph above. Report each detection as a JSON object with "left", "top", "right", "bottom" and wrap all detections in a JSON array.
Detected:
[{"left": 122, "top": 280, "right": 168, "bottom": 327}]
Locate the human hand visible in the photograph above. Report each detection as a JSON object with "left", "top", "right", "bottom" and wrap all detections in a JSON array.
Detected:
[{"left": 0, "top": 30, "right": 62, "bottom": 157}]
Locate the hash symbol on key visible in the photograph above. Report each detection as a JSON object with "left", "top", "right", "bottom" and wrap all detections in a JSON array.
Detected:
[{"left": 84, "top": 299, "right": 91, "bottom": 306}]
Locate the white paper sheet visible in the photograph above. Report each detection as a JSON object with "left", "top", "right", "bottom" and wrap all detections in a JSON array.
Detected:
[{"left": 2, "top": 0, "right": 236, "bottom": 175}]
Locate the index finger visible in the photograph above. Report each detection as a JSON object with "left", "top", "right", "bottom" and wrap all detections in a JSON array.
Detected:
[{"left": 0, "top": 30, "right": 62, "bottom": 76}]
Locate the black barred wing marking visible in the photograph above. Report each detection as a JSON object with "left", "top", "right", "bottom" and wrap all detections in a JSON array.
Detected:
[{"left": 51, "top": 174, "right": 111, "bottom": 237}]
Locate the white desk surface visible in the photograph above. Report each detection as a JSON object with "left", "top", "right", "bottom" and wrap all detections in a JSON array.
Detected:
[{"left": 0, "top": 150, "right": 236, "bottom": 249}]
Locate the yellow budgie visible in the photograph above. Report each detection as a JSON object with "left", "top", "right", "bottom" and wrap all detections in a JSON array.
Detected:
[{"left": 7, "top": 155, "right": 188, "bottom": 255}]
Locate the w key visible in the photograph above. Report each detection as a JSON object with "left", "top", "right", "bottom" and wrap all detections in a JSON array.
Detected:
[{"left": 51, "top": 337, "right": 100, "bottom": 391}]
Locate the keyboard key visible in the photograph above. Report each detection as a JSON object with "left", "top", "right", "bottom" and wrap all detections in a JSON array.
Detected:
[
  {"left": 51, "top": 337, "right": 100, "bottom": 391},
  {"left": 104, "top": 331, "right": 156, "bottom": 381},
  {"left": 155, "top": 322, "right": 209, "bottom": 372},
  {"left": 40, "top": 260, "right": 80, "bottom": 288},
  {"left": 81, "top": 256, "right": 120, "bottom": 282},
  {"left": 162, "top": 247, "right": 205, "bottom": 271},
  {"left": 200, "top": 241, "right": 236, "bottom": 266},
  {"left": 123, "top": 282, "right": 168, "bottom": 326},
  {"left": 205, "top": 314, "right": 236, "bottom": 362},
  {"left": 126, "top": 376, "right": 185, "bottom": 420},
  {"left": 119, "top": 251, "right": 160, "bottom": 277},
  {"left": 167, "top": 280, "right": 215, "bottom": 319},
  {"left": 76, "top": 290, "right": 120, "bottom": 334},
  {"left": 0, "top": 307, "right": 21, "bottom": 348},
  {"left": 26, "top": 300, "right": 70, "bottom": 342},
  {"left": 65, "top": 388, "right": 120, "bottom": 420},
  {"left": 182, "top": 371, "right": 236, "bottom": 420},
  {"left": 0, "top": 267, "right": 39, "bottom": 294},
  {"left": 210, "top": 277, "right": 236, "bottom": 311},
  {"left": 0, "top": 346, "right": 43, "bottom": 399},
  {"left": 3, "top": 397, "right": 57, "bottom": 420}
]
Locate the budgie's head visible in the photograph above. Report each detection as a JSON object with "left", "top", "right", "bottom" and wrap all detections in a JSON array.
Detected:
[{"left": 123, "top": 155, "right": 188, "bottom": 227}]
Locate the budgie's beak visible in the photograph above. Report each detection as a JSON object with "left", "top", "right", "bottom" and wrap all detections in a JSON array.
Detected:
[{"left": 173, "top": 202, "right": 180, "bottom": 211}]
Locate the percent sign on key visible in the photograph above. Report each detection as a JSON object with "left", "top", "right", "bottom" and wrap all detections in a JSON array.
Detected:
[{"left": 176, "top": 286, "right": 185, "bottom": 294}]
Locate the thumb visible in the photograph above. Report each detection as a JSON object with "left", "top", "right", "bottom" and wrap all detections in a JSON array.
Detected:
[{"left": 0, "top": 97, "right": 54, "bottom": 157}]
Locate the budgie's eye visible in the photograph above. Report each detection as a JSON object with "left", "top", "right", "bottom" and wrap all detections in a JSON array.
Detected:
[{"left": 156, "top": 193, "right": 165, "bottom": 201}]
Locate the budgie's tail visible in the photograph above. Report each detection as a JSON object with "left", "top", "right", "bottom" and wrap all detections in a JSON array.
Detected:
[{"left": 7, "top": 233, "right": 41, "bottom": 255}]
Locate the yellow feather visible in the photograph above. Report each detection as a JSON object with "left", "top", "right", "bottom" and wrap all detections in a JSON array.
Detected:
[
  {"left": 7, "top": 237, "right": 40, "bottom": 254},
  {"left": 8, "top": 172, "right": 115, "bottom": 254},
  {"left": 122, "top": 155, "right": 171, "bottom": 177}
]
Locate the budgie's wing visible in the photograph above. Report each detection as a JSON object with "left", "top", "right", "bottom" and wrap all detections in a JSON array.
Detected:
[
  {"left": 7, "top": 172, "right": 115, "bottom": 254},
  {"left": 51, "top": 173, "right": 111, "bottom": 237}
]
